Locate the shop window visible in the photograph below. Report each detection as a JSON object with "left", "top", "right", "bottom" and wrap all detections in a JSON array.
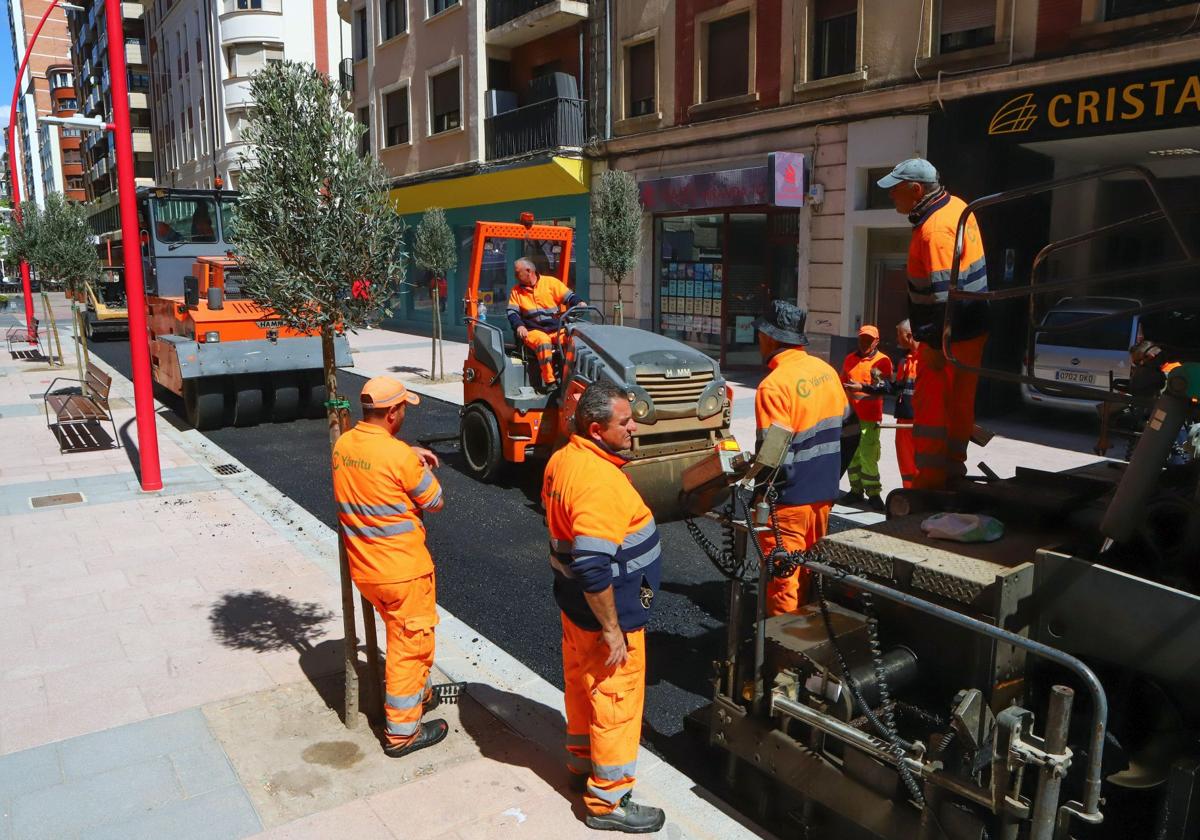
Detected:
[
  {"left": 357, "top": 106, "right": 371, "bottom": 155},
  {"left": 1106, "top": 0, "right": 1189, "bottom": 19},
  {"left": 812, "top": 0, "right": 856, "bottom": 80},
  {"left": 704, "top": 13, "right": 750, "bottom": 102},
  {"left": 385, "top": 87, "right": 409, "bottom": 146},
  {"left": 353, "top": 8, "right": 368, "bottom": 60},
  {"left": 627, "top": 40, "right": 655, "bottom": 117},
  {"left": 656, "top": 215, "right": 725, "bottom": 356},
  {"left": 940, "top": 0, "right": 996, "bottom": 53},
  {"left": 381, "top": 0, "right": 405, "bottom": 39},
  {"left": 428, "top": 0, "right": 458, "bottom": 16},
  {"left": 430, "top": 67, "right": 460, "bottom": 134}
]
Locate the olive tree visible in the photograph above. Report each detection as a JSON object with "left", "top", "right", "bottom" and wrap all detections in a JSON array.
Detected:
[
  {"left": 590, "top": 169, "right": 643, "bottom": 326},
  {"left": 233, "top": 60, "right": 407, "bottom": 729},
  {"left": 413, "top": 207, "right": 456, "bottom": 381}
]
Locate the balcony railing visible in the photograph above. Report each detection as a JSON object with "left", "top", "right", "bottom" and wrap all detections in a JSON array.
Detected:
[
  {"left": 339, "top": 57, "right": 354, "bottom": 93},
  {"left": 487, "top": 0, "right": 551, "bottom": 30},
  {"left": 484, "top": 96, "right": 585, "bottom": 160}
]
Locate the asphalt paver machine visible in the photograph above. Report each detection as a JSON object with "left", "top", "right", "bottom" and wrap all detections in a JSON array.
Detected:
[
  {"left": 679, "top": 167, "right": 1200, "bottom": 839},
  {"left": 458, "top": 214, "right": 734, "bottom": 520}
]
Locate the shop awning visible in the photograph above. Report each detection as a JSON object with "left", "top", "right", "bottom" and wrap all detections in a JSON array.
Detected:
[{"left": 388, "top": 156, "right": 590, "bottom": 216}]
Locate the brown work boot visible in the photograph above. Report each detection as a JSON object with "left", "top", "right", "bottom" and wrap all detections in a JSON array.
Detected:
[
  {"left": 383, "top": 719, "right": 448, "bottom": 758},
  {"left": 584, "top": 793, "right": 666, "bottom": 833}
]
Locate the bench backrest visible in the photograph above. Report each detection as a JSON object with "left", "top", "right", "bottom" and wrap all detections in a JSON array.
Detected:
[{"left": 85, "top": 362, "right": 112, "bottom": 408}]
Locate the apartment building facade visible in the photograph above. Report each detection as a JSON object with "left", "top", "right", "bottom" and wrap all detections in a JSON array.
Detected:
[
  {"left": 6, "top": 0, "right": 76, "bottom": 206},
  {"left": 597, "top": 0, "right": 1200, "bottom": 408},
  {"left": 140, "top": 0, "right": 346, "bottom": 191},
  {"left": 343, "top": 0, "right": 599, "bottom": 338},
  {"left": 64, "top": 0, "right": 154, "bottom": 201}
]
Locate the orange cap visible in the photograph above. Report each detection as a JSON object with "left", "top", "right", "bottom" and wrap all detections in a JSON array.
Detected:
[
  {"left": 361, "top": 376, "right": 420, "bottom": 408},
  {"left": 858, "top": 325, "right": 880, "bottom": 339}
]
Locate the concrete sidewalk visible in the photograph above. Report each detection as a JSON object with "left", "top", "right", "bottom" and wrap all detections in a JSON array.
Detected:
[{"left": 0, "top": 295, "right": 767, "bottom": 839}]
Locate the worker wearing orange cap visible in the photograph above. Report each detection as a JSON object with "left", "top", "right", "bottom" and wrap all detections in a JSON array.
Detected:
[
  {"left": 542, "top": 379, "right": 666, "bottom": 834},
  {"left": 841, "top": 324, "right": 893, "bottom": 511},
  {"left": 507, "top": 258, "right": 584, "bottom": 390},
  {"left": 332, "top": 376, "right": 448, "bottom": 758}
]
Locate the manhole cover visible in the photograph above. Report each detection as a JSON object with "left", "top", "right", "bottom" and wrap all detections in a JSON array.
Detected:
[
  {"left": 213, "top": 463, "right": 244, "bottom": 476},
  {"left": 30, "top": 492, "right": 85, "bottom": 509}
]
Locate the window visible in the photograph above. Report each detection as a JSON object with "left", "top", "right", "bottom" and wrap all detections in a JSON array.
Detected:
[
  {"left": 353, "top": 8, "right": 368, "bottom": 60},
  {"left": 226, "top": 44, "right": 282, "bottom": 76},
  {"left": 153, "top": 197, "right": 218, "bottom": 243},
  {"left": 357, "top": 105, "right": 371, "bottom": 154},
  {"left": 705, "top": 13, "right": 749, "bottom": 102},
  {"left": 627, "top": 41, "right": 655, "bottom": 117},
  {"left": 236, "top": 0, "right": 263, "bottom": 8},
  {"left": 812, "top": 0, "right": 856, "bottom": 80},
  {"left": 381, "top": 0, "right": 405, "bottom": 39},
  {"left": 430, "top": 67, "right": 460, "bottom": 134},
  {"left": 427, "top": 0, "right": 457, "bottom": 16},
  {"left": 865, "top": 167, "right": 895, "bottom": 210},
  {"left": 384, "top": 87, "right": 409, "bottom": 146},
  {"left": 940, "top": 0, "right": 995, "bottom": 53},
  {"left": 57, "top": 97, "right": 78, "bottom": 111},
  {"left": 265, "top": 45, "right": 283, "bottom": 66},
  {"left": 67, "top": 176, "right": 84, "bottom": 190},
  {"left": 1107, "top": 0, "right": 1189, "bottom": 19}
]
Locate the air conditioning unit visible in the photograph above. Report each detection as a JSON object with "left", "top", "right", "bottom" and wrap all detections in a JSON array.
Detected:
[
  {"left": 527, "top": 72, "right": 578, "bottom": 104},
  {"left": 485, "top": 89, "right": 519, "bottom": 117}
]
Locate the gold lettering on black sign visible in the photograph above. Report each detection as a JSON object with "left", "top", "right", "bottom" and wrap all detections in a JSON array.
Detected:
[{"left": 988, "top": 74, "right": 1200, "bottom": 135}]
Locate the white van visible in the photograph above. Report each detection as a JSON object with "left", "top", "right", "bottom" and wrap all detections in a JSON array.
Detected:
[{"left": 1020, "top": 297, "right": 1141, "bottom": 413}]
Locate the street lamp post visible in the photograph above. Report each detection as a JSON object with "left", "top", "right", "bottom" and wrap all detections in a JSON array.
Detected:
[{"left": 6, "top": 0, "right": 84, "bottom": 340}]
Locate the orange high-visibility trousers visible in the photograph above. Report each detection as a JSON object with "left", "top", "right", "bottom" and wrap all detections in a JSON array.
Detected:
[
  {"left": 522, "top": 329, "right": 559, "bottom": 385},
  {"left": 895, "top": 420, "right": 916, "bottom": 488},
  {"left": 913, "top": 335, "right": 987, "bottom": 490},
  {"left": 357, "top": 572, "right": 438, "bottom": 746},
  {"left": 758, "top": 502, "right": 832, "bottom": 616},
  {"left": 561, "top": 614, "right": 646, "bottom": 815}
]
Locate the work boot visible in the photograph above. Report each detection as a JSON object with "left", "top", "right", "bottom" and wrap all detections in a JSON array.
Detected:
[
  {"left": 839, "top": 490, "right": 865, "bottom": 506},
  {"left": 584, "top": 794, "right": 666, "bottom": 834},
  {"left": 383, "top": 719, "right": 448, "bottom": 758},
  {"left": 867, "top": 494, "right": 885, "bottom": 512}
]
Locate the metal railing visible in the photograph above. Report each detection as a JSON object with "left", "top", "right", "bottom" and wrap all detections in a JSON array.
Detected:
[
  {"left": 486, "top": 0, "right": 553, "bottom": 30},
  {"left": 484, "top": 96, "right": 585, "bottom": 160},
  {"left": 338, "top": 57, "right": 354, "bottom": 94}
]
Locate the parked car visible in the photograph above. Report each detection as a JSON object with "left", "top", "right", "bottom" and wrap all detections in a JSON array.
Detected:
[{"left": 1020, "top": 296, "right": 1141, "bottom": 413}]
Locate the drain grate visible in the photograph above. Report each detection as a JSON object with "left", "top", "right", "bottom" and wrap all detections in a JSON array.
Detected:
[
  {"left": 212, "top": 463, "right": 244, "bottom": 476},
  {"left": 30, "top": 492, "right": 85, "bottom": 509}
]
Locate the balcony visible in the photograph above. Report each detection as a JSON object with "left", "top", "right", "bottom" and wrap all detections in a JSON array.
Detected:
[
  {"left": 125, "top": 39, "right": 144, "bottom": 65},
  {"left": 90, "top": 157, "right": 109, "bottom": 180},
  {"left": 339, "top": 57, "right": 354, "bottom": 93},
  {"left": 485, "top": 96, "right": 585, "bottom": 160},
  {"left": 122, "top": 1, "right": 143, "bottom": 18},
  {"left": 219, "top": 6, "right": 284, "bottom": 45},
  {"left": 485, "top": 0, "right": 588, "bottom": 48},
  {"left": 129, "top": 91, "right": 148, "bottom": 109},
  {"left": 132, "top": 128, "right": 152, "bottom": 153},
  {"left": 223, "top": 78, "right": 254, "bottom": 109}
]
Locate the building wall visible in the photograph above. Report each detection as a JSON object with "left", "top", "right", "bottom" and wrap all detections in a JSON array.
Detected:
[{"left": 612, "top": 0, "right": 675, "bottom": 135}]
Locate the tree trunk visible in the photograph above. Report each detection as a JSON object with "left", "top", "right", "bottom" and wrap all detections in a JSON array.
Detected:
[
  {"left": 431, "top": 285, "right": 440, "bottom": 381},
  {"left": 437, "top": 285, "right": 445, "bottom": 384},
  {"left": 70, "top": 299, "right": 86, "bottom": 387},
  {"left": 613, "top": 281, "right": 624, "bottom": 326}
]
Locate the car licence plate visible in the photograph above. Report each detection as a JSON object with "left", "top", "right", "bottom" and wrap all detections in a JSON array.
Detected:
[{"left": 1054, "top": 370, "right": 1096, "bottom": 384}]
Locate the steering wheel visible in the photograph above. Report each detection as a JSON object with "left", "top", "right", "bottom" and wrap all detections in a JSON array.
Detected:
[{"left": 562, "top": 304, "right": 605, "bottom": 326}]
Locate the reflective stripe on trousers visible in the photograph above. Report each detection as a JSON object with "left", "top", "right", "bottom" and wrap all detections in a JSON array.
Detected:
[
  {"left": 522, "top": 328, "right": 558, "bottom": 385},
  {"left": 847, "top": 421, "right": 881, "bottom": 494},
  {"left": 913, "top": 335, "right": 987, "bottom": 491}
]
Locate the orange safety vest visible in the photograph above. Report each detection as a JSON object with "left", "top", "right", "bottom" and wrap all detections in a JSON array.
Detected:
[
  {"left": 331, "top": 423, "right": 444, "bottom": 584},
  {"left": 542, "top": 435, "right": 661, "bottom": 632},
  {"left": 907, "top": 193, "right": 989, "bottom": 344},
  {"left": 895, "top": 346, "right": 919, "bottom": 420},
  {"left": 507, "top": 274, "right": 580, "bottom": 331},
  {"left": 756, "top": 348, "right": 849, "bottom": 507},
  {"left": 841, "top": 349, "right": 893, "bottom": 424}
]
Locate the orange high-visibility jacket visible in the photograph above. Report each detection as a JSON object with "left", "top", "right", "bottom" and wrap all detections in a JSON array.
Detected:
[
  {"left": 841, "top": 349, "right": 893, "bottom": 424},
  {"left": 542, "top": 435, "right": 661, "bottom": 632},
  {"left": 756, "top": 348, "right": 849, "bottom": 507},
  {"left": 506, "top": 274, "right": 582, "bottom": 332},
  {"left": 907, "top": 193, "right": 989, "bottom": 344},
  {"left": 894, "top": 347, "right": 919, "bottom": 420},
  {"left": 332, "top": 423, "right": 444, "bottom": 584}
]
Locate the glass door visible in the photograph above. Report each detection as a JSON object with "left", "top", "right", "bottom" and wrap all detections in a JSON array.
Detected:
[{"left": 723, "top": 214, "right": 769, "bottom": 368}]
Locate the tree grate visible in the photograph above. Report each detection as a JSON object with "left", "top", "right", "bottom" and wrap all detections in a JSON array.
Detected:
[{"left": 212, "top": 463, "right": 244, "bottom": 476}]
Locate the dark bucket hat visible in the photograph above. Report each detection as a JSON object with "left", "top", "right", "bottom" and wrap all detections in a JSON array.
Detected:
[{"left": 752, "top": 300, "right": 809, "bottom": 346}]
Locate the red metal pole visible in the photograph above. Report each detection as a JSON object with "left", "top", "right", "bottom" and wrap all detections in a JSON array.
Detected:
[
  {"left": 8, "top": 0, "right": 66, "bottom": 339},
  {"left": 104, "top": 0, "right": 162, "bottom": 492}
]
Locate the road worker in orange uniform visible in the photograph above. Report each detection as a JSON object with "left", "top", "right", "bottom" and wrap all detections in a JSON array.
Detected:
[
  {"left": 879, "top": 159, "right": 990, "bottom": 490},
  {"left": 507, "top": 257, "right": 584, "bottom": 390},
  {"left": 893, "top": 319, "right": 920, "bottom": 489},
  {"left": 331, "top": 376, "right": 448, "bottom": 758},
  {"left": 840, "top": 324, "right": 893, "bottom": 511},
  {"left": 753, "top": 301, "right": 849, "bottom": 616},
  {"left": 542, "top": 380, "right": 666, "bottom": 834}
]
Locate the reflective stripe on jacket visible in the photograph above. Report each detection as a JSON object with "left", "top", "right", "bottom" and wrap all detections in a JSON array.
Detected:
[
  {"left": 542, "top": 435, "right": 661, "bottom": 633},
  {"left": 756, "top": 348, "right": 849, "bottom": 507},
  {"left": 841, "top": 349, "right": 893, "bottom": 424},
  {"left": 507, "top": 274, "right": 581, "bottom": 331},
  {"left": 331, "top": 423, "right": 443, "bottom": 584},
  {"left": 894, "top": 348, "right": 919, "bottom": 420},
  {"left": 907, "top": 193, "right": 989, "bottom": 344}
]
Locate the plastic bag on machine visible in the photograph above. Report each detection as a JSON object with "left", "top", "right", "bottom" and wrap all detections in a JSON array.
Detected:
[{"left": 920, "top": 512, "right": 1004, "bottom": 543}]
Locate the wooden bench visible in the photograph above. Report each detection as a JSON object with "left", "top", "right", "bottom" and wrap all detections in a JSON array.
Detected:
[
  {"left": 5, "top": 317, "right": 40, "bottom": 354},
  {"left": 43, "top": 361, "right": 121, "bottom": 453}
]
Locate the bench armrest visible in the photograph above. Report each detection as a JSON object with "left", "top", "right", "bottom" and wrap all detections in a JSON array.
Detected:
[{"left": 42, "top": 377, "right": 82, "bottom": 400}]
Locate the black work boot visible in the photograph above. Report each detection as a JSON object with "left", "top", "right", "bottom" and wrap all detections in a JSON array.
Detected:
[
  {"left": 383, "top": 719, "right": 449, "bottom": 758},
  {"left": 867, "top": 494, "right": 885, "bottom": 512},
  {"left": 584, "top": 793, "right": 666, "bottom": 833},
  {"left": 839, "top": 489, "right": 865, "bottom": 506}
]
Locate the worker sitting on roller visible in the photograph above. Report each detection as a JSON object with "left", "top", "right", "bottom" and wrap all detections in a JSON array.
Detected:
[
  {"left": 754, "top": 300, "right": 850, "bottom": 616},
  {"left": 506, "top": 257, "right": 584, "bottom": 391}
]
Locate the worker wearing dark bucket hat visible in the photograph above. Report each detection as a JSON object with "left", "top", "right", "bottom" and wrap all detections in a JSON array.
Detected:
[
  {"left": 752, "top": 299, "right": 809, "bottom": 347},
  {"left": 752, "top": 300, "right": 848, "bottom": 616}
]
